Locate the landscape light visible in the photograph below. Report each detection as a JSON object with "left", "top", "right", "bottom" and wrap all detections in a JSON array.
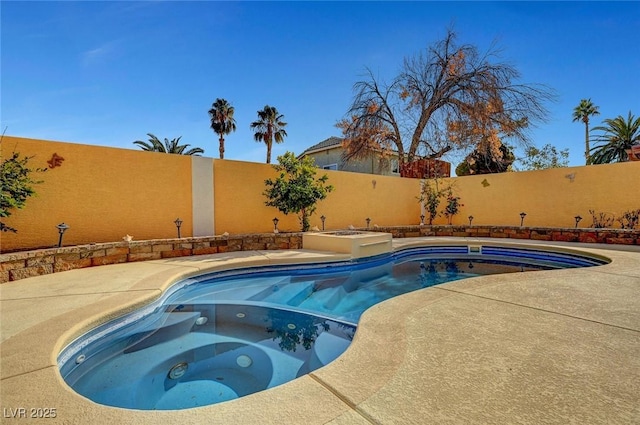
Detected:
[
  {"left": 574, "top": 215, "right": 582, "bottom": 228},
  {"left": 519, "top": 212, "right": 527, "bottom": 227},
  {"left": 468, "top": 215, "right": 474, "bottom": 226},
  {"left": 272, "top": 217, "right": 279, "bottom": 232},
  {"left": 320, "top": 215, "right": 326, "bottom": 230},
  {"left": 174, "top": 218, "right": 183, "bottom": 238},
  {"left": 56, "top": 222, "right": 69, "bottom": 247}
]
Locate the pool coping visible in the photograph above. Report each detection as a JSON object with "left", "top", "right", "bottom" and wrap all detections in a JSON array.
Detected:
[{"left": 1, "top": 237, "right": 639, "bottom": 424}]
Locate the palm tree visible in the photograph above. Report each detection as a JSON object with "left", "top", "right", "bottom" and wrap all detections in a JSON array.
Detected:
[
  {"left": 250, "top": 105, "right": 287, "bottom": 164},
  {"left": 133, "top": 134, "right": 204, "bottom": 155},
  {"left": 572, "top": 99, "right": 600, "bottom": 164},
  {"left": 589, "top": 112, "right": 640, "bottom": 164},
  {"left": 208, "top": 98, "right": 237, "bottom": 159}
]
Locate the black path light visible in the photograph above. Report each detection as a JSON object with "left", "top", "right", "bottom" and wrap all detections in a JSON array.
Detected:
[
  {"left": 468, "top": 215, "right": 474, "bottom": 226},
  {"left": 272, "top": 217, "right": 279, "bottom": 233},
  {"left": 519, "top": 212, "right": 527, "bottom": 227},
  {"left": 320, "top": 215, "right": 326, "bottom": 231},
  {"left": 420, "top": 214, "right": 425, "bottom": 225},
  {"left": 56, "top": 222, "right": 69, "bottom": 247},
  {"left": 366, "top": 217, "right": 371, "bottom": 229},
  {"left": 174, "top": 218, "right": 183, "bottom": 238},
  {"left": 574, "top": 215, "right": 582, "bottom": 228}
]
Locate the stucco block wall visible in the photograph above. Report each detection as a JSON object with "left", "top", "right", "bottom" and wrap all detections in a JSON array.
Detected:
[
  {"left": 212, "top": 159, "right": 302, "bottom": 234},
  {"left": 212, "top": 159, "right": 419, "bottom": 234},
  {"left": 313, "top": 169, "right": 420, "bottom": 230},
  {"left": 430, "top": 162, "right": 640, "bottom": 227},
  {"left": 1, "top": 136, "right": 193, "bottom": 251},
  {"left": 2, "top": 136, "right": 639, "bottom": 252}
]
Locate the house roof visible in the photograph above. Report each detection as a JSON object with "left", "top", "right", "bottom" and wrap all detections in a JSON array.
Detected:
[
  {"left": 298, "top": 136, "right": 402, "bottom": 161},
  {"left": 299, "top": 136, "right": 344, "bottom": 156}
]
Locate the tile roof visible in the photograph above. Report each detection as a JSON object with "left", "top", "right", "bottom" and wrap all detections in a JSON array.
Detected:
[{"left": 300, "top": 136, "right": 343, "bottom": 155}]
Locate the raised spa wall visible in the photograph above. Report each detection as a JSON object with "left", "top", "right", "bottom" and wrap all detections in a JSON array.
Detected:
[
  {"left": 1, "top": 226, "right": 638, "bottom": 283},
  {"left": 302, "top": 231, "right": 392, "bottom": 258}
]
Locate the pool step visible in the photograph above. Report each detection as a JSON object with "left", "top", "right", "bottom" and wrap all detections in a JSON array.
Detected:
[
  {"left": 255, "top": 282, "right": 315, "bottom": 306},
  {"left": 194, "top": 277, "right": 292, "bottom": 302},
  {"left": 243, "top": 278, "right": 293, "bottom": 302},
  {"left": 331, "top": 288, "right": 379, "bottom": 314},
  {"left": 124, "top": 311, "right": 201, "bottom": 353},
  {"left": 297, "top": 287, "right": 343, "bottom": 312}
]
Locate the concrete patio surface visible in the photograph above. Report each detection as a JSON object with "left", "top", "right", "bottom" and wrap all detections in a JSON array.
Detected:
[{"left": 1, "top": 237, "right": 638, "bottom": 424}]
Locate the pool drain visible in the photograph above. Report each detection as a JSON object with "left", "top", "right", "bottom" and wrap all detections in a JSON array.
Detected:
[
  {"left": 168, "top": 362, "right": 188, "bottom": 379},
  {"left": 236, "top": 355, "right": 253, "bottom": 368}
]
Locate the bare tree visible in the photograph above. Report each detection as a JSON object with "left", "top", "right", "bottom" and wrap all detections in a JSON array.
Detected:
[{"left": 338, "top": 28, "right": 555, "bottom": 167}]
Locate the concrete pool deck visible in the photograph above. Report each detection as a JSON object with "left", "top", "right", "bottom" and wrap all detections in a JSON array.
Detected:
[{"left": 1, "top": 237, "right": 638, "bottom": 424}]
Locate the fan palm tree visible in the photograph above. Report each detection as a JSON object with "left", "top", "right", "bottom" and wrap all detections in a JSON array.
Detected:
[
  {"left": 572, "top": 99, "right": 600, "bottom": 164},
  {"left": 208, "top": 98, "right": 237, "bottom": 159},
  {"left": 589, "top": 112, "right": 640, "bottom": 164},
  {"left": 133, "top": 134, "right": 204, "bottom": 155},
  {"left": 250, "top": 105, "right": 287, "bottom": 164}
]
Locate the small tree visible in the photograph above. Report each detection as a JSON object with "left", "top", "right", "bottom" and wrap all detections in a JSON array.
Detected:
[
  {"left": 264, "top": 152, "right": 333, "bottom": 231},
  {"left": 442, "top": 187, "right": 463, "bottom": 225},
  {"left": 455, "top": 140, "right": 515, "bottom": 176},
  {"left": 419, "top": 179, "right": 462, "bottom": 225},
  {"left": 516, "top": 144, "right": 569, "bottom": 170},
  {"left": 1, "top": 148, "right": 45, "bottom": 233},
  {"left": 419, "top": 179, "right": 443, "bottom": 225}
]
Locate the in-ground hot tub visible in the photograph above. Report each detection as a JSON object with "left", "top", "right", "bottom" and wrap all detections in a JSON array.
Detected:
[{"left": 302, "top": 231, "right": 392, "bottom": 258}]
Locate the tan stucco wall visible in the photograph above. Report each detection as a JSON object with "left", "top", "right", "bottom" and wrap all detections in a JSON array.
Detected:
[
  {"left": 313, "top": 169, "right": 420, "bottom": 230},
  {"left": 212, "top": 159, "right": 419, "bottom": 233},
  {"left": 1, "top": 136, "right": 192, "bottom": 251},
  {"left": 430, "top": 162, "right": 640, "bottom": 227},
  {"left": 2, "top": 136, "right": 639, "bottom": 252},
  {"left": 212, "top": 159, "right": 301, "bottom": 234}
]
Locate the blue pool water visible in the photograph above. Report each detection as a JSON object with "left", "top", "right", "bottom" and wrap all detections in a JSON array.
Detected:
[{"left": 58, "top": 245, "right": 607, "bottom": 410}]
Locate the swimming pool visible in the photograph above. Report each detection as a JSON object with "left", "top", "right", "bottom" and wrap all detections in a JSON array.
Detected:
[{"left": 58, "top": 245, "right": 608, "bottom": 410}]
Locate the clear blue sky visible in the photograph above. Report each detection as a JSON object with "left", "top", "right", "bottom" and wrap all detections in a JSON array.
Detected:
[{"left": 2, "top": 1, "right": 639, "bottom": 168}]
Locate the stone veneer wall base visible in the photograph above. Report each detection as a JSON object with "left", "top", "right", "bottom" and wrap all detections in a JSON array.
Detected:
[
  {"left": 1, "top": 226, "right": 638, "bottom": 283},
  {"left": 0, "top": 233, "right": 302, "bottom": 283}
]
